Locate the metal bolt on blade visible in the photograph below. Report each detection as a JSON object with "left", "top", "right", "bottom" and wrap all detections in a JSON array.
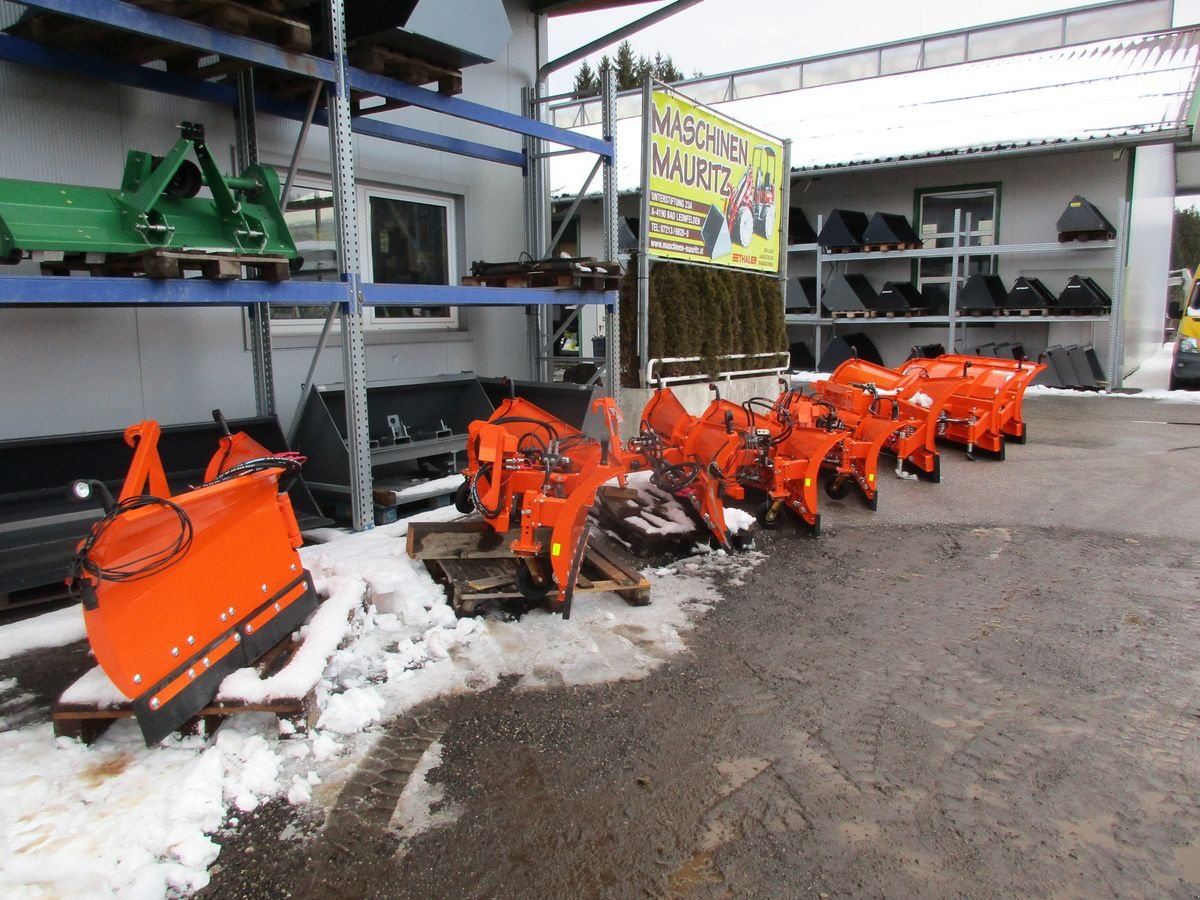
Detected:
[
  {"left": 150, "top": 697, "right": 160, "bottom": 710},
  {"left": 133, "top": 674, "right": 142, "bottom": 684}
]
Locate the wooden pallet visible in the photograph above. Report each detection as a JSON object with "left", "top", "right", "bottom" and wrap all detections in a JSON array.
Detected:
[
  {"left": 462, "top": 260, "right": 622, "bottom": 292},
  {"left": 40, "top": 248, "right": 291, "bottom": 281},
  {"left": 994, "top": 307, "right": 1051, "bottom": 317},
  {"left": 828, "top": 308, "right": 874, "bottom": 319},
  {"left": 407, "top": 520, "right": 650, "bottom": 615},
  {"left": 52, "top": 633, "right": 317, "bottom": 745},
  {"left": 871, "top": 308, "right": 929, "bottom": 318},
  {"left": 860, "top": 241, "right": 923, "bottom": 252}
]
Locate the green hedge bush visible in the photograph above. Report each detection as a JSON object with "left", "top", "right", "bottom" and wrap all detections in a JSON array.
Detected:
[{"left": 618, "top": 254, "right": 788, "bottom": 387}]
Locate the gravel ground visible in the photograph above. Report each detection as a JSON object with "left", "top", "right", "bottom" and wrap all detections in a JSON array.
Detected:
[{"left": 13, "top": 393, "right": 1200, "bottom": 898}]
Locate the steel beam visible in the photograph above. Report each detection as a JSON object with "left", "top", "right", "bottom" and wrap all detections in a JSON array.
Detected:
[{"left": 16, "top": 0, "right": 334, "bottom": 80}]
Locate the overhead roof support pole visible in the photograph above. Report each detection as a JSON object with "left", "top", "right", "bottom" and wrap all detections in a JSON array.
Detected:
[{"left": 537, "top": 0, "right": 703, "bottom": 80}]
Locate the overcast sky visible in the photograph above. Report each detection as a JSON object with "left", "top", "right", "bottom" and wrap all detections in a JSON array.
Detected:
[{"left": 546, "top": 0, "right": 1200, "bottom": 93}]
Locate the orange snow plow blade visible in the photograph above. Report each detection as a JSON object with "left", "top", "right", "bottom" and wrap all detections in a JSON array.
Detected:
[
  {"left": 699, "top": 396, "right": 847, "bottom": 533},
  {"left": 68, "top": 420, "right": 319, "bottom": 745},
  {"left": 901, "top": 355, "right": 1047, "bottom": 448},
  {"left": 810, "top": 359, "right": 968, "bottom": 482},
  {"left": 452, "top": 394, "right": 626, "bottom": 617},
  {"left": 629, "top": 387, "right": 744, "bottom": 548}
]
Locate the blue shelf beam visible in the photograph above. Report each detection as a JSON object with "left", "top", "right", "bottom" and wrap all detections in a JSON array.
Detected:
[
  {"left": 361, "top": 284, "right": 615, "bottom": 307},
  {"left": 16, "top": 0, "right": 334, "bottom": 80},
  {"left": 0, "top": 277, "right": 616, "bottom": 308},
  {"left": 11, "top": 0, "right": 611, "bottom": 159},
  {"left": 0, "top": 36, "right": 527, "bottom": 169},
  {"left": 0, "top": 276, "right": 350, "bottom": 306}
]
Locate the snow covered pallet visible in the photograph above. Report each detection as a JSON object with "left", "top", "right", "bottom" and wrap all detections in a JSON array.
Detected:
[
  {"left": 52, "top": 635, "right": 316, "bottom": 745},
  {"left": 407, "top": 520, "right": 650, "bottom": 615}
]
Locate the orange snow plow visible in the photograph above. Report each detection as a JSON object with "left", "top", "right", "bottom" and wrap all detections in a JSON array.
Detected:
[
  {"left": 629, "top": 385, "right": 845, "bottom": 538},
  {"left": 67, "top": 417, "right": 319, "bottom": 745},
  {"left": 807, "top": 359, "right": 970, "bottom": 482},
  {"left": 628, "top": 386, "right": 743, "bottom": 549},
  {"left": 450, "top": 394, "right": 627, "bottom": 617},
  {"left": 900, "top": 354, "right": 1047, "bottom": 450}
]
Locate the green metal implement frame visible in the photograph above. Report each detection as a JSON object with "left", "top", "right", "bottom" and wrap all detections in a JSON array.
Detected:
[{"left": 0, "top": 121, "right": 296, "bottom": 261}]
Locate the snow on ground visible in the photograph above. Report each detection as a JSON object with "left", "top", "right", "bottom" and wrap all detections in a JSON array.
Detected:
[
  {"left": 4, "top": 363, "right": 1196, "bottom": 897},
  {"left": 0, "top": 500, "right": 750, "bottom": 898}
]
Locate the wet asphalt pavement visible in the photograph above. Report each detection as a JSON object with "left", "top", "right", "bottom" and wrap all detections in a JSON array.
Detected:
[{"left": 19, "top": 393, "right": 1200, "bottom": 898}]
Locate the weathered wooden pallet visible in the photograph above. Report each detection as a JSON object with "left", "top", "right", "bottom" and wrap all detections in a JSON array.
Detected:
[
  {"left": 407, "top": 520, "right": 650, "bottom": 615},
  {"left": 40, "top": 248, "right": 291, "bottom": 281},
  {"left": 994, "top": 307, "right": 1051, "bottom": 317},
  {"left": 860, "top": 241, "right": 922, "bottom": 252},
  {"left": 828, "top": 309, "right": 874, "bottom": 319},
  {"left": 52, "top": 634, "right": 316, "bottom": 745},
  {"left": 872, "top": 308, "right": 929, "bottom": 318}
]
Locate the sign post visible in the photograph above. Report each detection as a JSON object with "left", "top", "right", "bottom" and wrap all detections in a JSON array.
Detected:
[{"left": 636, "top": 79, "right": 786, "bottom": 385}]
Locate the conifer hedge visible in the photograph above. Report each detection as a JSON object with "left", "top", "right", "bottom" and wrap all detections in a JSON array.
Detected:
[{"left": 618, "top": 254, "right": 789, "bottom": 387}]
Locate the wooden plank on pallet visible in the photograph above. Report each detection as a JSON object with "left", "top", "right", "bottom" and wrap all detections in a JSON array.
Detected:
[{"left": 52, "top": 634, "right": 316, "bottom": 744}]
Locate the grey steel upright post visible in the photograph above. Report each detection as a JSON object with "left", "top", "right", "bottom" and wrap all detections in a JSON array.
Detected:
[
  {"left": 327, "top": 0, "right": 373, "bottom": 531},
  {"left": 235, "top": 68, "right": 275, "bottom": 417},
  {"left": 1106, "top": 201, "right": 1129, "bottom": 389},
  {"left": 523, "top": 84, "right": 550, "bottom": 381},
  {"left": 637, "top": 77, "right": 654, "bottom": 386},
  {"left": 601, "top": 65, "right": 619, "bottom": 396},
  {"left": 778, "top": 139, "right": 792, "bottom": 355}
]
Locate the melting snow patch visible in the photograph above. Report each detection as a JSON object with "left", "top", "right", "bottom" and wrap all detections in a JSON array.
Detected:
[{"left": 0, "top": 497, "right": 752, "bottom": 897}]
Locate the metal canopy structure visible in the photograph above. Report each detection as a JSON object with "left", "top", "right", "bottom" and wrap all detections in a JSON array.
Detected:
[{"left": 0, "top": 0, "right": 618, "bottom": 532}]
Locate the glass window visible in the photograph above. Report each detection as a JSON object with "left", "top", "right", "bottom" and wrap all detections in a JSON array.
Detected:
[
  {"left": 366, "top": 193, "right": 453, "bottom": 323},
  {"left": 916, "top": 186, "right": 999, "bottom": 308},
  {"left": 269, "top": 184, "right": 458, "bottom": 332}
]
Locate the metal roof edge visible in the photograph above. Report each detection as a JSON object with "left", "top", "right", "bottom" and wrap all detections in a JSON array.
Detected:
[{"left": 788, "top": 129, "right": 1194, "bottom": 177}]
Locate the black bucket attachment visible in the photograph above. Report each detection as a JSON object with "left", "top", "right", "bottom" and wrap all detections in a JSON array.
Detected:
[
  {"left": 1057, "top": 196, "right": 1116, "bottom": 242},
  {"left": 908, "top": 343, "right": 946, "bottom": 360},
  {"left": 820, "top": 333, "right": 884, "bottom": 371},
  {"left": 1047, "top": 345, "right": 1082, "bottom": 387},
  {"left": 788, "top": 207, "right": 818, "bottom": 245},
  {"left": 789, "top": 341, "right": 815, "bottom": 370},
  {"left": 958, "top": 274, "right": 1007, "bottom": 311},
  {"left": 991, "top": 341, "right": 1027, "bottom": 361},
  {"left": 823, "top": 273, "right": 875, "bottom": 312},
  {"left": 1056, "top": 275, "right": 1111, "bottom": 311},
  {"left": 701, "top": 204, "right": 732, "bottom": 258},
  {"left": 974, "top": 342, "right": 997, "bottom": 357},
  {"left": 818, "top": 209, "right": 869, "bottom": 251},
  {"left": 879, "top": 281, "right": 929, "bottom": 313},
  {"left": 862, "top": 212, "right": 920, "bottom": 248},
  {"left": 1063, "top": 344, "right": 1106, "bottom": 388},
  {"left": 1005, "top": 276, "right": 1056, "bottom": 310},
  {"left": 786, "top": 275, "right": 819, "bottom": 313}
]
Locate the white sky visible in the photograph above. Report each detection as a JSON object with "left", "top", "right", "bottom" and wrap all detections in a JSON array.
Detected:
[{"left": 546, "top": 0, "right": 1200, "bottom": 92}]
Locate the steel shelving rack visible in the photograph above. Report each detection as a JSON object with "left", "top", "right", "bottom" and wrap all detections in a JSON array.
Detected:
[
  {"left": 785, "top": 208, "right": 1126, "bottom": 378},
  {"left": 0, "top": 0, "right": 619, "bottom": 530}
]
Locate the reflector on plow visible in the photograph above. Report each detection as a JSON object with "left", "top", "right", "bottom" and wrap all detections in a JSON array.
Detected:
[{"left": 68, "top": 420, "right": 319, "bottom": 745}]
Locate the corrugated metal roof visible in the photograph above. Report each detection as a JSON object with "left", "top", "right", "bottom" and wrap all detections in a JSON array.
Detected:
[{"left": 549, "top": 27, "right": 1200, "bottom": 195}]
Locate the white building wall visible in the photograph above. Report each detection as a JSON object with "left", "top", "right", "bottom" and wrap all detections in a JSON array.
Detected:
[
  {"left": 576, "top": 147, "right": 1139, "bottom": 375},
  {"left": 0, "top": 0, "right": 541, "bottom": 440},
  {"left": 784, "top": 148, "right": 1130, "bottom": 371}
]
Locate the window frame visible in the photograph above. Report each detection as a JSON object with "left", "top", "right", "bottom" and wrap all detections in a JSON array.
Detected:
[
  {"left": 912, "top": 182, "right": 1001, "bottom": 299},
  {"left": 269, "top": 180, "right": 460, "bottom": 335}
]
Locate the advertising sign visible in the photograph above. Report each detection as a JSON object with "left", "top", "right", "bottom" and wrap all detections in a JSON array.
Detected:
[{"left": 644, "top": 85, "right": 785, "bottom": 274}]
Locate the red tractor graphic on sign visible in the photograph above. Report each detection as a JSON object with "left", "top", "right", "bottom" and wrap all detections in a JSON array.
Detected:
[{"left": 725, "top": 144, "right": 777, "bottom": 247}]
